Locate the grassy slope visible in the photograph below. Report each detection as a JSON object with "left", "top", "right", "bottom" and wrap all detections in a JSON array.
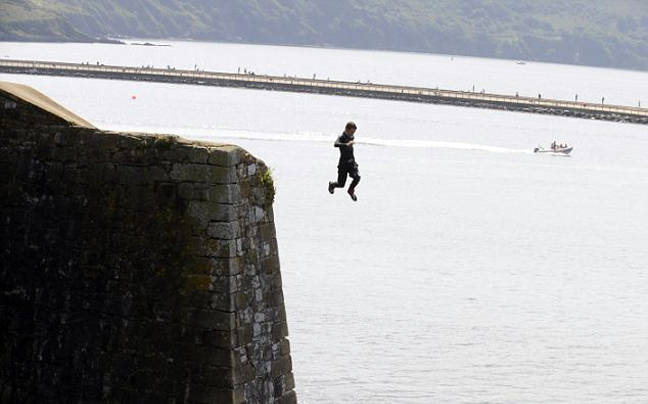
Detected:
[
  {"left": 0, "top": 0, "right": 89, "bottom": 41},
  {"left": 1, "top": 0, "right": 647, "bottom": 70}
]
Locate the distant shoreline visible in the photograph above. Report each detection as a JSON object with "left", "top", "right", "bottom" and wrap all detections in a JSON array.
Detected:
[
  {"left": 128, "top": 41, "right": 171, "bottom": 47},
  {"left": 0, "top": 37, "right": 126, "bottom": 45},
  {"left": 2, "top": 37, "right": 648, "bottom": 74}
]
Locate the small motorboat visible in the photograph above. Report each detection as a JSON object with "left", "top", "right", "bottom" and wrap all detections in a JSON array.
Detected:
[{"left": 533, "top": 144, "right": 573, "bottom": 154}]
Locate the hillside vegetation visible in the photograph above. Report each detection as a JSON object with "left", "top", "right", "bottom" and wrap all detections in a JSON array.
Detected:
[{"left": 1, "top": 0, "right": 648, "bottom": 71}]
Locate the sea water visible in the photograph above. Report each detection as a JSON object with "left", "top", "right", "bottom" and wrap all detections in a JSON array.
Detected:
[{"left": 2, "top": 40, "right": 648, "bottom": 404}]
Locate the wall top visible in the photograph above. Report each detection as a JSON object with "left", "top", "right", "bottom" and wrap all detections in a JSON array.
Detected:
[{"left": 0, "top": 80, "right": 96, "bottom": 129}]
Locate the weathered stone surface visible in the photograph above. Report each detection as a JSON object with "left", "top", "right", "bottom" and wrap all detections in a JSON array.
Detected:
[
  {"left": 189, "top": 201, "right": 238, "bottom": 223},
  {"left": 170, "top": 162, "right": 216, "bottom": 182},
  {"left": 0, "top": 82, "right": 296, "bottom": 404},
  {"left": 208, "top": 146, "right": 241, "bottom": 167},
  {"left": 208, "top": 221, "right": 241, "bottom": 240},
  {"left": 209, "top": 184, "right": 242, "bottom": 204}
]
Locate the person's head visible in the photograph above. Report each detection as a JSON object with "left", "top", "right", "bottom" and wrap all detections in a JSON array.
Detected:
[{"left": 345, "top": 121, "right": 357, "bottom": 136}]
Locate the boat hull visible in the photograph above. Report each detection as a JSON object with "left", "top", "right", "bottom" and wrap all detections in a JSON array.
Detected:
[{"left": 534, "top": 146, "right": 572, "bottom": 154}]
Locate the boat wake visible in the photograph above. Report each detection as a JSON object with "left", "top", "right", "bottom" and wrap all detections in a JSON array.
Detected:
[
  {"left": 192, "top": 129, "right": 533, "bottom": 155},
  {"left": 106, "top": 124, "right": 533, "bottom": 155},
  {"left": 358, "top": 137, "right": 532, "bottom": 154}
]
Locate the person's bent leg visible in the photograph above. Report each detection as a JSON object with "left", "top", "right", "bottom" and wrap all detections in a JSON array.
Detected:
[
  {"left": 335, "top": 168, "right": 348, "bottom": 188},
  {"left": 329, "top": 168, "right": 348, "bottom": 194},
  {"left": 347, "top": 167, "right": 360, "bottom": 201},
  {"left": 349, "top": 173, "right": 360, "bottom": 191},
  {"left": 348, "top": 164, "right": 360, "bottom": 192}
]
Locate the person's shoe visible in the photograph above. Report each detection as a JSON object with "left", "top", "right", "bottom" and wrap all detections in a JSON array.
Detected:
[
  {"left": 328, "top": 182, "right": 335, "bottom": 194},
  {"left": 348, "top": 189, "right": 357, "bottom": 202}
]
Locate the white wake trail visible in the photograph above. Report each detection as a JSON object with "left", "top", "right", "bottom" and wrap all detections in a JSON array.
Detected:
[
  {"left": 357, "top": 137, "right": 533, "bottom": 154},
  {"left": 209, "top": 131, "right": 533, "bottom": 154},
  {"left": 111, "top": 125, "right": 534, "bottom": 155}
]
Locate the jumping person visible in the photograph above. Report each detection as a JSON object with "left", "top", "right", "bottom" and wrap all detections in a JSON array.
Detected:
[{"left": 328, "top": 121, "right": 361, "bottom": 201}]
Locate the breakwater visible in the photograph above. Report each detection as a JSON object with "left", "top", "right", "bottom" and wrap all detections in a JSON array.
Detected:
[
  {"left": 1, "top": 58, "right": 647, "bottom": 125},
  {"left": 0, "top": 81, "right": 296, "bottom": 404}
]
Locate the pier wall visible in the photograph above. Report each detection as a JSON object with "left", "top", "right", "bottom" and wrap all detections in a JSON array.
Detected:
[
  {"left": 1, "top": 59, "right": 647, "bottom": 125},
  {"left": 0, "top": 82, "right": 296, "bottom": 404}
]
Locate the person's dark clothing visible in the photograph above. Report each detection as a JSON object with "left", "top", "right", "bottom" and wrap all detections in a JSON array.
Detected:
[
  {"left": 336, "top": 133, "right": 355, "bottom": 162},
  {"left": 331, "top": 132, "right": 360, "bottom": 191}
]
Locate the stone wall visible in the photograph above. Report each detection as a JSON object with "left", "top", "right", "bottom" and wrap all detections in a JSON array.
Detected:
[{"left": 0, "top": 83, "right": 296, "bottom": 404}]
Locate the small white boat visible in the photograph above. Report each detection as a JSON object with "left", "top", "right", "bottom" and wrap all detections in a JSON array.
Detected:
[{"left": 533, "top": 144, "right": 573, "bottom": 154}]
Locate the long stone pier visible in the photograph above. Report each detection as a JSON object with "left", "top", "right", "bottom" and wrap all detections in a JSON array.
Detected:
[{"left": 2, "top": 58, "right": 647, "bottom": 125}]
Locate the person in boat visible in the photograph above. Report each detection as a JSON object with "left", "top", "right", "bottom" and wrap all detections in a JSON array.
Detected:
[{"left": 328, "top": 121, "right": 361, "bottom": 201}]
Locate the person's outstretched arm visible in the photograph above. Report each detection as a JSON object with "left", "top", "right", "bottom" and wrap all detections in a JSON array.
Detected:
[{"left": 334, "top": 135, "right": 352, "bottom": 147}]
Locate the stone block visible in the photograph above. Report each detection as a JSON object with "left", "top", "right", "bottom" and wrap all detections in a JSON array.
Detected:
[
  {"left": 276, "top": 390, "right": 297, "bottom": 404},
  {"left": 235, "top": 325, "right": 255, "bottom": 346},
  {"left": 258, "top": 222, "right": 276, "bottom": 240},
  {"left": 266, "top": 288, "right": 284, "bottom": 307},
  {"left": 188, "top": 384, "right": 234, "bottom": 403},
  {"left": 170, "top": 163, "right": 213, "bottom": 182},
  {"left": 89, "top": 162, "right": 116, "bottom": 182},
  {"left": 272, "top": 322, "right": 289, "bottom": 340},
  {"left": 178, "top": 182, "right": 194, "bottom": 199},
  {"left": 192, "top": 310, "right": 236, "bottom": 331},
  {"left": 208, "top": 146, "right": 240, "bottom": 167},
  {"left": 267, "top": 271, "right": 283, "bottom": 289},
  {"left": 188, "top": 201, "right": 237, "bottom": 223},
  {"left": 233, "top": 362, "right": 257, "bottom": 385},
  {"left": 184, "top": 146, "right": 209, "bottom": 164},
  {"left": 278, "top": 339, "right": 291, "bottom": 358},
  {"left": 88, "top": 131, "right": 122, "bottom": 150},
  {"left": 117, "top": 166, "right": 143, "bottom": 185},
  {"left": 276, "top": 305, "right": 288, "bottom": 324},
  {"left": 190, "top": 257, "right": 239, "bottom": 277},
  {"left": 207, "top": 221, "right": 240, "bottom": 240},
  {"left": 270, "top": 355, "right": 293, "bottom": 379},
  {"left": 199, "top": 366, "right": 235, "bottom": 388},
  {"left": 53, "top": 131, "right": 69, "bottom": 145},
  {"left": 208, "top": 291, "right": 236, "bottom": 312},
  {"left": 211, "top": 165, "right": 238, "bottom": 185},
  {"left": 206, "top": 239, "right": 237, "bottom": 259},
  {"left": 273, "top": 372, "right": 295, "bottom": 398},
  {"left": 196, "top": 202, "right": 230, "bottom": 224},
  {"left": 225, "top": 257, "right": 245, "bottom": 277},
  {"left": 143, "top": 166, "right": 169, "bottom": 183},
  {"left": 205, "top": 274, "right": 237, "bottom": 295},
  {"left": 185, "top": 275, "right": 213, "bottom": 292},
  {"left": 260, "top": 255, "right": 280, "bottom": 274},
  {"left": 172, "top": 163, "right": 237, "bottom": 185},
  {"left": 192, "top": 183, "right": 210, "bottom": 201},
  {"left": 202, "top": 330, "right": 235, "bottom": 350},
  {"left": 53, "top": 145, "right": 78, "bottom": 163},
  {"left": 99, "top": 144, "right": 119, "bottom": 163},
  {"left": 191, "top": 258, "right": 219, "bottom": 277},
  {"left": 155, "top": 182, "right": 176, "bottom": 203},
  {"left": 209, "top": 184, "right": 241, "bottom": 204}
]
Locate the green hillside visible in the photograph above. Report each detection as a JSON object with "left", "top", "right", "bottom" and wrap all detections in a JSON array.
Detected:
[{"left": 2, "top": 0, "right": 648, "bottom": 70}]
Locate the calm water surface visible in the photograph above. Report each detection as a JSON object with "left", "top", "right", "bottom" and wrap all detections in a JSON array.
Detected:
[{"left": 2, "top": 41, "right": 648, "bottom": 404}]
